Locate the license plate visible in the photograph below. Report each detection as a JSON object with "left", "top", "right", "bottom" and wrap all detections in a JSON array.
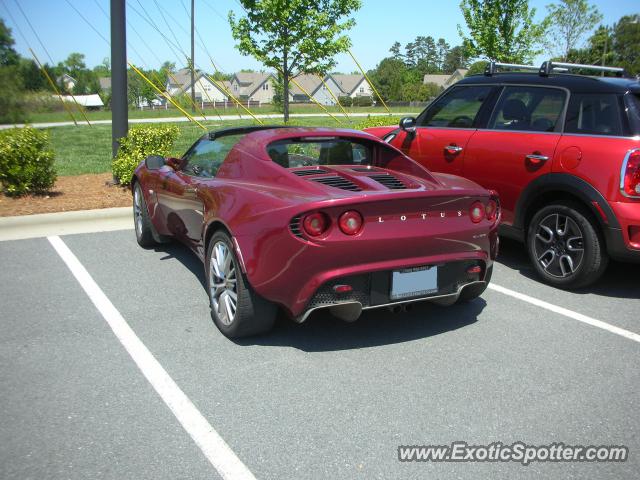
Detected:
[{"left": 390, "top": 266, "right": 438, "bottom": 300}]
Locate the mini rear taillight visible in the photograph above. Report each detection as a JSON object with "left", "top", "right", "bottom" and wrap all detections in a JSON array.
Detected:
[
  {"left": 485, "top": 199, "right": 498, "bottom": 221},
  {"left": 470, "top": 201, "right": 485, "bottom": 223},
  {"left": 621, "top": 149, "right": 640, "bottom": 198},
  {"left": 303, "top": 212, "right": 329, "bottom": 237},
  {"left": 338, "top": 210, "right": 363, "bottom": 235}
]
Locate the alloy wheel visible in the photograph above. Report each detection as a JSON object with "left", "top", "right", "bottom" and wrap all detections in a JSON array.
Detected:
[
  {"left": 209, "top": 241, "right": 238, "bottom": 325},
  {"left": 533, "top": 213, "right": 584, "bottom": 278},
  {"left": 133, "top": 187, "right": 143, "bottom": 237}
]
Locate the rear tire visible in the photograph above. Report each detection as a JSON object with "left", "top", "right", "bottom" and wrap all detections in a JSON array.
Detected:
[
  {"left": 205, "top": 232, "right": 276, "bottom": 338},
  {"left": 526, "top": 203, "right": 608, "bottom": 289},
  {"left": 456, "top": 265, "right": 492, "bottom": 303}
]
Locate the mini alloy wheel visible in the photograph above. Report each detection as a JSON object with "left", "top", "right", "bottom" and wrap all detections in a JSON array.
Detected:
[
  {"left": 527, "top": 203, "right": 608, "bottom": 289},
  {"left": 533, "top": 213, "right": 584, "bottom": 278}
]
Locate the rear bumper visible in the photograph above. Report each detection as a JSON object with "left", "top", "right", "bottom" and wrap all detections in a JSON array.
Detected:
[
  {"left": 606, "top": 201, "right": 640, "bottom": 262},
  {"left": 296, "top": 260, "right": 490, "bottom": 322}
]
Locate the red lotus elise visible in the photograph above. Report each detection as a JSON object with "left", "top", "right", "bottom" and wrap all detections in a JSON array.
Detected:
[{"left": 132, "top": 126, "right": 500, "bottom": 338}]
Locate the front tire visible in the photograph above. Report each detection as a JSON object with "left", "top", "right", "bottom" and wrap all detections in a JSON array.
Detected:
[
  {"left": 133, "top": 182, "right": 159, "bottom": 248},
  {"left": 205, "top": 232, "right": 276, "bottom": 338},
  {"left": 527, "top": 203, "right": 608, "bottom": 289}
]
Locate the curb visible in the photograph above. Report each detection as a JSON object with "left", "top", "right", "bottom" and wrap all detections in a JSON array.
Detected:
[{"left": 0, "top": 207, "right": 133, "bottom": 241}]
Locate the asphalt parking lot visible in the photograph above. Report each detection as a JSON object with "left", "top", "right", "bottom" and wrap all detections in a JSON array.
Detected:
[{"left": 1, "top": 225, "right": 638, "bottom": 479}]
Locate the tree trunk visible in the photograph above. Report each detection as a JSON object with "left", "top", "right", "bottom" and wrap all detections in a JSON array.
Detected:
[{"left": 283, "top": 52, "right": 289, "bottom": 123}]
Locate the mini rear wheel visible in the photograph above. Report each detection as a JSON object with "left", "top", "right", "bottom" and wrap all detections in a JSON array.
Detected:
[
  {"left": 527, "top": 203, "right": 608, "bottom": 289},
  {"left": 205, "top": 232, "right": 276, "bottom": 338},
  {"left": 133, "top": 182, "right": 158, "bottom": 248}
]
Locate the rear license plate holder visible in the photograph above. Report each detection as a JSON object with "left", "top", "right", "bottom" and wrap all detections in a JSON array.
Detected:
[{"left": 390, "top": 266, "right": 438, "bottom": 300}]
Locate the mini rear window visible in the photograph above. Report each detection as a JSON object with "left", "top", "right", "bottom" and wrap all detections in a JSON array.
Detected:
[
  {"left": 267, "top": 138, "right": 371, "bottom": 168},
  {"left": 564, "top": 93, "right": 623, "bottom": 136}
]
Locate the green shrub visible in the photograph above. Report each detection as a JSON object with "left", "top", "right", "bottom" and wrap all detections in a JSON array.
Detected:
[
  {"left": 353, "top": 95, "right": 373, "bottom": 107},
  {"left": 338, "top": 95, "right": 352, "bottom": 107},
  {"left": 112, "top": 125, "right": 180, "bottom": 185},
  {"left": 352, "top": 115, "right": 402, "bottom": 130},
  {"left": 0, "top": 127, "right": 56, "bottom": 196}
]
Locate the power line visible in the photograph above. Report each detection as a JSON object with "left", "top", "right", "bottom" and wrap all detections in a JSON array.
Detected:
[{"left": 63, "top": 0, "right": 110, "bottom": 45}]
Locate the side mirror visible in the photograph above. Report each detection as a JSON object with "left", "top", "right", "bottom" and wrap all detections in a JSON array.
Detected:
[
  {"left": 145, "top": 155, "right": 166, "bottom": 170},
  {"left": 399, "top": 117, "right": 417, "bottom": 133}
]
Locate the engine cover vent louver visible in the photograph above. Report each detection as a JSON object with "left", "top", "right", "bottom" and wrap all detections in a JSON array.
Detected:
[
  {"left": 292, "top": 168, "right": 330, "bottom": 176},
  {"left": 368, "top": 173, "right": 407, "bottom": 190},
  {"left": 351, "top": 167, "right": 380, "bottom": 172},
  {"left": 311, "top": 176, "right": 362, "bottom": 192},
  {"left": 289, "top": 215, "right": 303, "bottom": 238}
]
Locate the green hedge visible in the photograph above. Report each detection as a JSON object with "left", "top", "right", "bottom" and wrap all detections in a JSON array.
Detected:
[
  {"left": 112, "top": 125, "right": 180, "bottom": 185},
  {"left": 353, "top": 115, "right": 402, "bottom": 130},
  {"left": 338, "top": 95, "right": 352, "bottom": 107},
  {"left": 0, "top": 127, "right": 56, "bottom": 196},
  {"left": 353, "top": 96, "right": 374, "bottom": 107}
]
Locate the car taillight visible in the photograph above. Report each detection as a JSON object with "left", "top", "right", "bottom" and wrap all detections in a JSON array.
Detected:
[
  {"left": 338, "top": 210, "right": 363, "bottom": 235},
  {"left": 470, "top": 201, "right": 485, "bottom": 223},
  {"left": 485, "top": 199, "right": 498, "bottom": 221},
  {"left": 303, "top": 212, "right": 329, "bottom": 237},
  {"left": 621, "top": 149, "right": 640, "bottom": 198}
]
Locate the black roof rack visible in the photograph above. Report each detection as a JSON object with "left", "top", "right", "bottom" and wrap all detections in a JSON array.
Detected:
[{"left": 484, "top": 60, "right": 628, "bottom": 78}]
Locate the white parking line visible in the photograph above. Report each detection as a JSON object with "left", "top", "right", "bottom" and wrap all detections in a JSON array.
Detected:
[
  {"left": 489, "top": 283, "right": 640, "bottom": 344},
  {"left": 47, "top": 236, "right": 256, "bottom": 480}
]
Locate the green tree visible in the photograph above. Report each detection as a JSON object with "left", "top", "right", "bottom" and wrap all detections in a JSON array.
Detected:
[
  {"left": 367, "top": 57, "right": 407, "bottom": 101},
  {"left": 545, "top": 0, "right": 602, "bottom": 61},
  {"left": 18, "top": 58, "right": 47, "bottom": 91},
  {"left": 389, "top": 41, "right": 403, "bottom": 60},
  {"left": 458, "top": 0, "right": 549, "bottom": 63},
  {"left": 612, "top": 14, "right": 640, "bottom": 75},
  {"left": 229, "top": 0, "right": 362, "bottom": 121},
  {"left": 443, "top": 45, "right": 469, "bottom": 72},
  {"left": 0, "top": 19, "right": 19, "bottom": 66},
  {"left": 465, "top": 60, "right": 488, "bottom": 76}
]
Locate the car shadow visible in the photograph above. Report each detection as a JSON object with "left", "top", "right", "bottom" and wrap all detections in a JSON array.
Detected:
[
  {"left": 497, "top": 237, "right": 640, "bottom": 300},
  {"left": 236, "top": 299, "right": 484, "bottom": 352},
  {"left": 151, "top": 241, "right": 485, "bottom": 351}
]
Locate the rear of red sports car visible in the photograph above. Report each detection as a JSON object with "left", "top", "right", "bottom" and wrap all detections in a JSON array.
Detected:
[{"left": 133, "top": 127, "right": 499, "bottom": 337}]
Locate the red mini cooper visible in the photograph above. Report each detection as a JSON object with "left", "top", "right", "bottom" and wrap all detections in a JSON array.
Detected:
[{"left": 367, "top": 61, "right": 640, "bottom": 288}]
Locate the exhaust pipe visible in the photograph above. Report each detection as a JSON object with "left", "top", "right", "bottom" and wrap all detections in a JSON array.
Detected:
[
  {"left": 388, "top": 305, "right": 402, "bottom": 314},
  {"left": 401, "top": 303, "right": 413, "bottom": 313}
]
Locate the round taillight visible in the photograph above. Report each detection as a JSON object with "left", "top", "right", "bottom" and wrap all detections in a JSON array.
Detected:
[
  {"left": 470, "top": 201, "right": 485, "bottom": 223},
  {"left": 303, "top": 212, "right": 329, "bottom": 237},
  {"left": 485, "top": 199, "right": 498, "bottom": 221},
  {"left": 338, "top": 210, "right": 363, "bottom": 235}
]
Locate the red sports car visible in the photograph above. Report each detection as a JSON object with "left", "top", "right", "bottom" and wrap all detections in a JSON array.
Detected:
[{"left": 132, "top": 126, "right": 500, "bottom": 338}]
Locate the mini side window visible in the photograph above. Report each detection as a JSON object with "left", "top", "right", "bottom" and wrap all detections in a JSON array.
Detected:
[
  {"left": 564, "top": 93, "right": 623, "bottom": 136},
  {"left": 488, "top": 86, "right": 566, "bottom": 132},
  {"left": 419, "top": 86, "right": 492, "bottom": 128}
]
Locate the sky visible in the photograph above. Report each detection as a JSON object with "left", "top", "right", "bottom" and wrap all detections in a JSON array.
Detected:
[{"left": 1, "top": 0, "right": 639, "bottom": 75}]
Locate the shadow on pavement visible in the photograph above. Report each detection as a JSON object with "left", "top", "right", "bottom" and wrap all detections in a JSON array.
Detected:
[
  {"left": 237, "top": 299, "right": 485, "bottom": 352},
  {"left": 496, "top": 237, "right": 640, "bottom": 300}
]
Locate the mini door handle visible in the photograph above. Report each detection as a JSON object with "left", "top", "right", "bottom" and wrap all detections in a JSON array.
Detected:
[
  {"left": 444, "top": 144, "right": 464, "bottom": 154},
  {"left": 526, "top": 153, "right": 549, "bottom": 164}
]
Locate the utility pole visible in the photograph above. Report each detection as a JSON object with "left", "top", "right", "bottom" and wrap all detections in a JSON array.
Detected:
[
  {"left": 190, "top": 0, "right": 196, "bottom": 113},
  {"left": 110, "top": 0, "right": 128, "bottom": 178}
]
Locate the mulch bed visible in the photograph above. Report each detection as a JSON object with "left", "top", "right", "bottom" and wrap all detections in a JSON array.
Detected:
[{"left": 0, "top": 173, "right": 132, "bottom": 217}]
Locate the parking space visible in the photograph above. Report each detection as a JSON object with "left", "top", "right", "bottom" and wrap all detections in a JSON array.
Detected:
[{"left": 1, "top": 229, "right": 639, "bottom": 479}]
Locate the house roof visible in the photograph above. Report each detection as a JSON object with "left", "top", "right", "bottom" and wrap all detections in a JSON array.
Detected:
[
  {"left": 331, "top": 74, "right": 365, "bottom": 95},
  {"left": 288, "top": 74, "right": 324, "bottom": 96},
  {"left": 423, "top": 69, "right": 469, "bottom": 87},
  {"left": 232, "top": 72, "right": 274, "bottom": 96}
]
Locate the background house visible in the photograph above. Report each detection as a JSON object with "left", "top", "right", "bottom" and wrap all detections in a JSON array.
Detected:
[
  {"left": 166, "top": 68, "right": 229, "bottom": 103},
  {"left": 422, "top": 68, "right": 468, "bottom": 89},
  {"left": 288, "top": 73, "right": 374, "bottom": 105},
  {"left": 229, "top": 72, "right": 275, "bottom": 103}
]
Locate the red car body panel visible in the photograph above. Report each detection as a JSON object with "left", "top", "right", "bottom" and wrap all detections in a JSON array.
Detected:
[{"left": 134, "top": 127, "right": 499, "bottom": 319}]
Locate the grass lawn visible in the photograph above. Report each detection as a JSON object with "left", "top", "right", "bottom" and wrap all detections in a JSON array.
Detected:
[
  {"left": 47, "top": 114, "right": 411, "bottom": 176},
  {"left": 26, "top": 104, "right": 417, "bottom": 124}
]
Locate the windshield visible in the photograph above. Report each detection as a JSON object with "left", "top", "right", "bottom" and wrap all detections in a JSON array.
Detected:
[{"left": 266, "top": 138, "right": 372, "bottom": 168}]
